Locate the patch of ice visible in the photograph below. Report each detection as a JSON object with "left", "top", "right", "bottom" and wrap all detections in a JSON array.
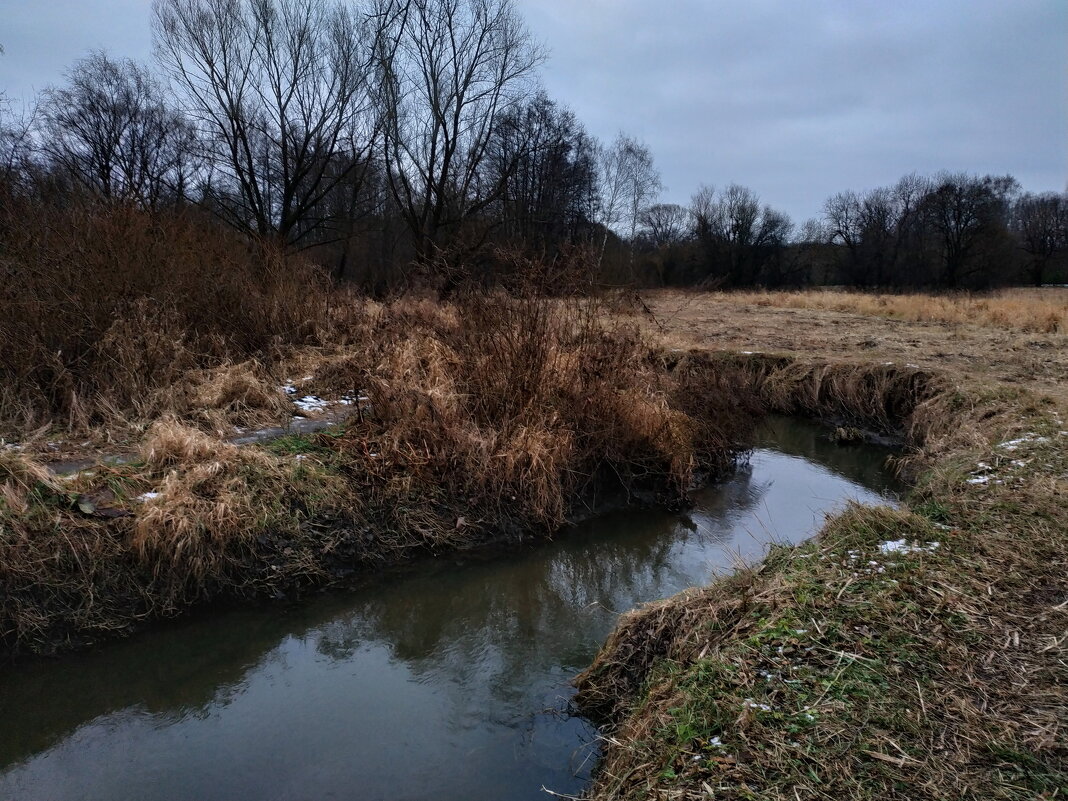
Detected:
[
  {"left": 966, "top": 476, "right": 990, "bottom": 485},
  {"left": 707, "top": 736, "right": 724, "bottom": 748},
  {"left": 743, "top": 699, "right": 773, "bottom": 712},
  {"left": 137, "top": 492, "right": 161, "bottom": 502}
]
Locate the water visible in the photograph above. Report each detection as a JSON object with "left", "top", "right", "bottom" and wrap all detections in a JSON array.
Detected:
[{"left": 0, "top": 417, "right": 903, "bottom": 801}]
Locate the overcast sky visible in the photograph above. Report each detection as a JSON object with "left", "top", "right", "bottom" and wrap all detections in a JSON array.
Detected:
[{"left": 2, "top": 0, "right": 1065, "bottom": 222}]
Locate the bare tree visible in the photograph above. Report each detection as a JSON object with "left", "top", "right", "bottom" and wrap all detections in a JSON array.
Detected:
[
  {"left": 374, "top": 0, "right": 543, "bottom": 263},
  {"left": 639, "top": 202, "right": 688, "bottom": 248},
  {"left": 484, "top": 91, "right": 597, "bottom": 250},
  {"left": 41, "top": 51, "right": 198, "bottom": 207},
  {"left": 1012, "top": 192, "right": 1067, "bottom": 286},
  {"left": 923, "top": 172, "right": 1018, "bottom": 288},
  {"left": 690, "top": 183, "right": 790, "bottom": 286},
  {"left": 823, "top": 190, "right": 863, "bottom": 282},
  {"left": 154, "top": 0, "right": 381, "bottom": 244},
  {"left": 597, "top": 133, "right": 661, "bottom": 238},
  {"left": 0, "top": 100, "right": 40, "bottom": 185}
]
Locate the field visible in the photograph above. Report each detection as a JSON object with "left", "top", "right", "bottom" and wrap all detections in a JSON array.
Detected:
[{"left": 643, "top": 287, "right": 1068, "bottom": 405}]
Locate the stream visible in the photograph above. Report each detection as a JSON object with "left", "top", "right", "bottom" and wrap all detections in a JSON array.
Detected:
[{"left": 0, "top": 417, "right": 903, "bottom": 801}]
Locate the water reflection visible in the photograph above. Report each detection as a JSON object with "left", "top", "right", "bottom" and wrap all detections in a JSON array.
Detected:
[{"left": 0, "top": 417, "right": 901, "bottom": 801}]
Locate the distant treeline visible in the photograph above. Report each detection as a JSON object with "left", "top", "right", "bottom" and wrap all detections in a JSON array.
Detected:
[{"left": 1, "top": 0, "right": 1065, "bottom": 291}]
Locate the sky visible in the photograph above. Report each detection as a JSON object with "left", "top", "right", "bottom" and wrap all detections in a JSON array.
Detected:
[{"left": 2, "top": 0, "right": 1065, "bottom": 223}]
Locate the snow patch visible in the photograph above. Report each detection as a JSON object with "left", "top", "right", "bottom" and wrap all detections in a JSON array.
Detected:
[
  {"left": 293, "top": 395, "right": 330, "bottom": 413},
  {"left": 879, "top": 539, "right": 940, "bottom": 555},
  {"left": 997, "top": 433, "right": 1050, "bottom": 451}
]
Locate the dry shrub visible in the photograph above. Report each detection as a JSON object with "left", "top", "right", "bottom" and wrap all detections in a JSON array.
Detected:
[
  {"left": 324, "top": 284, "right": 746, "bottom": 529},
  {"left": 0, "top": 193, "right": 364, "bottom": 437}
]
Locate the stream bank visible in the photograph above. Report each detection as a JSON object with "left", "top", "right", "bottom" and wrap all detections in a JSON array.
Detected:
[
  {"left": 0, "top": 416, "right": 903, "bottom": 801},
  {"left": 574, "top": 359, "right": 1068, "bottom": 800}
]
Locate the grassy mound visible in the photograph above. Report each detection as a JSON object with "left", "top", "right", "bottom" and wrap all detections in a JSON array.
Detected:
[
  {"left": 0, "top": 293, "right": 755, "bottom": 658},
  {"left": 574, "top": 358, "right": 1067, "bottom": 800}
]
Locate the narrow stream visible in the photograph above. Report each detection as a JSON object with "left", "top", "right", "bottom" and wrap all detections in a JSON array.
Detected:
[{"left": 0, "top": 417, "right": 903, "bottom": 801}]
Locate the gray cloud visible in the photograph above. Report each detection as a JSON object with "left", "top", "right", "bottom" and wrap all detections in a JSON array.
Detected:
[{"left": 3, "top": 0, "right": 1065, "bottom": 222}]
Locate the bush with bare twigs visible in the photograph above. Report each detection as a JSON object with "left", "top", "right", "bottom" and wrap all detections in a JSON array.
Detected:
[{"left": 0, "top": 193, "right": 363, "bottom": 436}]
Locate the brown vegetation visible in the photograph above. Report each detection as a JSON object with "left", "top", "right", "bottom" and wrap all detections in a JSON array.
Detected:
[
  {"left": 641, "top": 288, "right": 1068, "bottom": 406},
  {"left": 0, "top": 197, "right": 364, "bottom": 438},
  {"left": 704, "top": 287, "right": 1068, "bottom": 333},
  {"left": 0, "top": 253, "right": 759, "bottom": 656}
]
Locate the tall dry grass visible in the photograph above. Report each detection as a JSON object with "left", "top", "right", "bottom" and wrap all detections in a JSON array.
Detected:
[
  {"left": 0, "top": 191, "right": 365, "bottom": 437},
  {"left": 311, "top": 283, "right": 749, "bottom": 529},
  {"left": 0, "top": 245, "right": 759, "bottom": 655},
  {"left": 707, "top": 288, "right": 1068, "bottom": 333}
]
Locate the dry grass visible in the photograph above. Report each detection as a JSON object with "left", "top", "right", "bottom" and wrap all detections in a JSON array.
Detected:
[
  {"left": 0, "top": 283, "right": 755, "bottom": 656},
  {"left": 574, "top": 356, "right": 1068, "bottom": 800},
  {"left": 639, "top": 288, "right": 1068, "bottom": 409},
  {"left": 0, "top": 448, "right": 61, "bottom": 514},
  {"left": 707, "top": 287, "right": 1068, "bottom": 333},
  {"left": 0, "top": 195, "right": 366, "bottom": 439},
  {"left": 132, "top": 419, "right": 296, "bottom": 598}
]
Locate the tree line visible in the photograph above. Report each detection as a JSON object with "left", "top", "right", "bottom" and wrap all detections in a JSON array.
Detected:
[{"left": 1, "top": 0, "right": 1065, "bottom": 291}]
